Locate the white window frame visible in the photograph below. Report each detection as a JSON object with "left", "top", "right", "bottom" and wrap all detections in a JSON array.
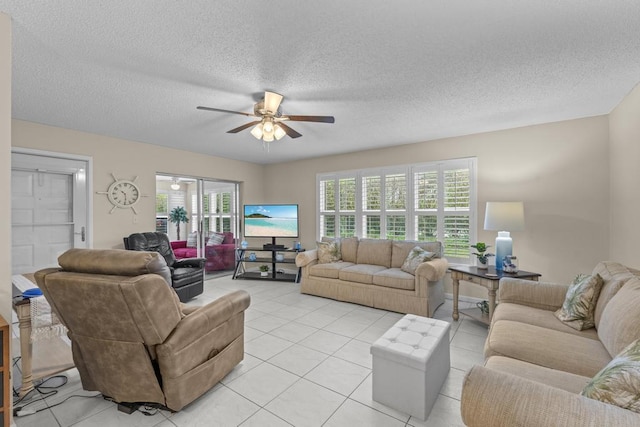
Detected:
[{"left": 317, "top": 158, "right": 477, "bottom": 264}]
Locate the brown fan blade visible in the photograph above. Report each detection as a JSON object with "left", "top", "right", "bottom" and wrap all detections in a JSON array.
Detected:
[
  {"left": 197, "top": 106, "right": 255, "bottom": 117},
  {"left": 284, "top": 115, "right": 335, "bottom": 123},
  {"left": 277, "top": 122, "right": 302, "bottom": 139},
  {"left": 263, "top": 91, "right": 284, "bottom": 114},
  {"left": 227, "top": 121, "right": 261, "bottom": 134}
]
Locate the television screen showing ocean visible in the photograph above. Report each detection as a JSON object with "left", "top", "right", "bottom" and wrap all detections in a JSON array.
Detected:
[{"left": 245, "top": 218, "right": 298, "bottom": 237}]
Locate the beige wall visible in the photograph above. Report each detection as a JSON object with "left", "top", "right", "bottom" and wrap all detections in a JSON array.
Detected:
[
  {"left": 266, "top": 116, "right": 611, "bottom": 294},
  {"left": 8, "top": 107, "right": 624, "bottom": 300},
  {"left": 609, "top": 82, "right": 640, "bottom": 268},
  {"left": 1, "top": 13, "right": 11, "bottom": 323},
  {"left": 11, "top": 119, "right": 265, "bottom": 249}
]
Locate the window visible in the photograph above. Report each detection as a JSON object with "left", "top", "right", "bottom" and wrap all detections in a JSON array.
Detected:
[
  {"left": 200, "top": 190, "right": 235, "bottom": 234},
  {"left": 156, "top": 189, "right": 186, "bottom": 238},
  {"left": 317, "top": 158, "right": 476, "bottom": 263}
]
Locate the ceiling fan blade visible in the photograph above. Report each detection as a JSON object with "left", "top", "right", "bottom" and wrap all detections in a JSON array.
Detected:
[
  {"left": 277, "top": 122, "right": 302, "bottom": 139},
  {"left": 263, "top": 91, "right": 284, "bottom": 114},
  {"left": 284, "top": 115, "right": 335, "bottom": 123},
  {"left": 227, "top": 121, "right": 261, "bottom": 134},
  {"left": 197, "top": 106, "right": 255, "bottom": 117}
]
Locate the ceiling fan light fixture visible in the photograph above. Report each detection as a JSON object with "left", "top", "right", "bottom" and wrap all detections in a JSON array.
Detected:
[
  {"left": 263, "top": 119, "right": 274, "bottom": 134},
  {"left": 274, "top": 124, "right": 286, "bottom": 140},
  {"left": 250, "top": 123, "right": 264, "bottom": 139},
  {"left": 263, "top": 131, "right": 274, "bottom": 142}
]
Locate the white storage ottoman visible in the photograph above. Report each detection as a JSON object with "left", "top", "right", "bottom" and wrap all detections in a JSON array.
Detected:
[{"left": 370, "top": 314, "right": 450, "bottom": 420}]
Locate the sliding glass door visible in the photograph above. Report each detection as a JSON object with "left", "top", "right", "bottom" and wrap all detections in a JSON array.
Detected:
[{"left": 156, "top": 174, "right": 239, "bottom": 275}]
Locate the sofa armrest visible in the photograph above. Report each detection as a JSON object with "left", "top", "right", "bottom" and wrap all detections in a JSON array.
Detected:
[
  {"left": 296, "top": 249, "right": 318, "bottom": 268},
  {"left": 498, "top": 278, "right": 569, "bottom": 311},
  {"left": 415, "top": 257, "right": 448, "bottom": 281},
  {"left": 461, "top": 365, "right": 640, "bottom": 427},
  {"left": 173, "top": 257, "right": 206, "bottom": 269},
  {"left": 157, "top": 290, "right": 251, "bottom": 375}
]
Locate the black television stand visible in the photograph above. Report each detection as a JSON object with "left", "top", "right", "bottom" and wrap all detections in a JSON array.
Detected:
[
  {"left": 233, "top": 242, "right": 305, "bottom": 283},
  {"left": 263, "top": 237, "right": 285, "bottom": 250}
]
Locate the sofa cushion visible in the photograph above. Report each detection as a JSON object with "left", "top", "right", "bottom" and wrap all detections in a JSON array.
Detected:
[
  {"left": 400, "top": 246, "right": 436, "bottom": 275},
  {"left": 592, "top": 261, "right": 637, "bottom": 329},
  {"left": 598, "top": 277, "right": 640, "bottom": 357},
  {"left": 594, "top": 279, "right": 626, "bottom": 328},
  {"left": 339, "top": 237, "right": 359, "bottom": 263},
  {"left": 339, "top": 264, "right": 387, "bottom": 284},
  {"left": 492, "top": 303, "right": 600, "bottom": 340},
  {"left": 206, "top": 232, "right": 225, "bottom": 245},
  {"left": 317, "top": 240, "right": 342, "bottom": 264},
  {"left": 554, "top": 274, "right": 603, "bottom": 330},
  {"left": 582, "top": 338, "right": 640, "bottom": 413},
  {"left": 356, "top": 239, "right": 392, "bottom": 268},
  {"left": 308, "top": 262, "right": 354, "bottom": 279},
  {"left": 391, "top": 241, "right": 442, "bottom": 268},
  {"left": 172, "top": 247, "right": 194, "bottom": 259},
  {"left": 485, "top": 320, "right": 611, "bottom": 377},
  {"left": 485, "top": 356, "right": 590, "bottom": 394},
  {"left": 372, "top": 268, "right": 415, "bottom": 290},
  {"left": 186, "top": 231, "right": 198, "bottom": 248}
]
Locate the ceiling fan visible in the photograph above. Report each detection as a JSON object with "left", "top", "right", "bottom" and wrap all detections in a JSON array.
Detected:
[{"left": 197, "top": 91, "right": 335, "bottom": 142}]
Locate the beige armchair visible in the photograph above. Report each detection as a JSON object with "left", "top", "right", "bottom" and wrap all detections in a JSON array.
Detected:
[{"left": 35, "top": 248, "right": 250, "bottom": 412}]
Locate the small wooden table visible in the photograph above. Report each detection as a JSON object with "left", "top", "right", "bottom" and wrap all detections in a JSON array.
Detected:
[{"left": 450, "top": 265, "right": 541, "bottom": 325}]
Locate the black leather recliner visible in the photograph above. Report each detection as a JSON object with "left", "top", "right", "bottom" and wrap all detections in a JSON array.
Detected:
[{"left": 124, "top": 232, "right": 205, "bottom": 302}]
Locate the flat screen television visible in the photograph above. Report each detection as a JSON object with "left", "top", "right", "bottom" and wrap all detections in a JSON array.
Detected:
[{"left": 243, "top": 204, "right": 299, "bottom": 238}]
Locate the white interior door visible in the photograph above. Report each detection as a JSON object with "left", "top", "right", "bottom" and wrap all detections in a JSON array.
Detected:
[{"left": 11, "top": 151, "right": 90, "bottom": 274}]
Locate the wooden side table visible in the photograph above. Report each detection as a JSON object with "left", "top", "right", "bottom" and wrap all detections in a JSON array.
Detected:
[
  {"left": 12, "top": 275, "right": 75, "bottom": 397},
  {"left": 450, "top": 265, "right": 541, "bottom": 325}
]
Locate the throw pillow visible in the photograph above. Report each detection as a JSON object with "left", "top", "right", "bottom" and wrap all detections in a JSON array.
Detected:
[
  {"left": 206, "top": 232, "right": 225, "bottom": 246},
  {"left": 581, "top": 338, "right": 640, "bottom": 413},
  {"left": 317, "top": 241, "right": 341, "bottom": 264},
  {"left": 401, "top": 246, "right": 436, "bottom": 275},
  {"left": 186, "top": 231, "right": 198, "bottom": 248},
  {"left": 554, "top": 274, "right": 604, "bottom": 330}
]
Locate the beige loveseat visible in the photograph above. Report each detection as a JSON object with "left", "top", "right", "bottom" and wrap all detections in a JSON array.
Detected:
[
  {"left": 295, "top": 238, "right": 448, "bottom": 317},
  {"left": 461, "top": 261, "right": 640, "bottom": 426}
]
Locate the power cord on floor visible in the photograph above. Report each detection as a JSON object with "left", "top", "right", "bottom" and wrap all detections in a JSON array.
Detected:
[
  {"left": 12, "top": 374, "right": 91, "bottom": 417},
  {"left": 14, "top": 373, "right": 164, "bottom": 418},
  {"left": 14, "top": 391, "right": 102, "bottom": 417},
  {"left": 13, "top": 373, "right": 66, "bottom": 404}
]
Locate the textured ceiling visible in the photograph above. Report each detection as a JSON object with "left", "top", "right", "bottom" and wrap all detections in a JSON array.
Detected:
[{"left": 1, "top": 1, "right": 639, "bottom": 164}]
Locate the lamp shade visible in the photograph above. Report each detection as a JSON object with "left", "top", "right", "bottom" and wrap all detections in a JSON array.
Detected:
[{"left": 484, "top": 202, "right": 525, "bottom": 231}]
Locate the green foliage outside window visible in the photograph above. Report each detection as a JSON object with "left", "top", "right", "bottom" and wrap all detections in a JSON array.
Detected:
[{"left": 156, "top": 194, "right": 168, "bottom": 214}]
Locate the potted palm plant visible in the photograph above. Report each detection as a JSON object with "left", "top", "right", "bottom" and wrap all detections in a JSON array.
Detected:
[
  {"left": 168, "top": 206, "right": 189, "bottom": 240},
  {"left": 470, "top": 242, "right": 494, "bottom": 269},
  {"left": 259, "top": 264, "right": 269, "bottom": 277}
]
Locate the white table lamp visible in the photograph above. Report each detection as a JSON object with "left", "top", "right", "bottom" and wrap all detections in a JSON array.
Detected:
[{"left": 484, "top": 202, "right": 525, "bottom": 271}]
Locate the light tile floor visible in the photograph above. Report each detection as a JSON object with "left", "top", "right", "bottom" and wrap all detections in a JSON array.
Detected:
[{"left": 11, "top": 276, "right": 487, "bottom": 427}]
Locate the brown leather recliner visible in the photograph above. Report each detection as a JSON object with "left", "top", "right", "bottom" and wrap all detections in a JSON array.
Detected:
[
  {"left": 35, "top": 248, "right": 250, "bottom": 412},
  {"left": 124, "top": 232, "right": 205, "bottom": 302}
]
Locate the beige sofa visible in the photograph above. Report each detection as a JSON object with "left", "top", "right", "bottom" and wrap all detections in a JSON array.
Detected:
[
  {"left": 461, "top": 261, "right": 640, "bottom": 426},
  {"left": 295, "top": 238, "right": 448, "bottom": 317}
]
